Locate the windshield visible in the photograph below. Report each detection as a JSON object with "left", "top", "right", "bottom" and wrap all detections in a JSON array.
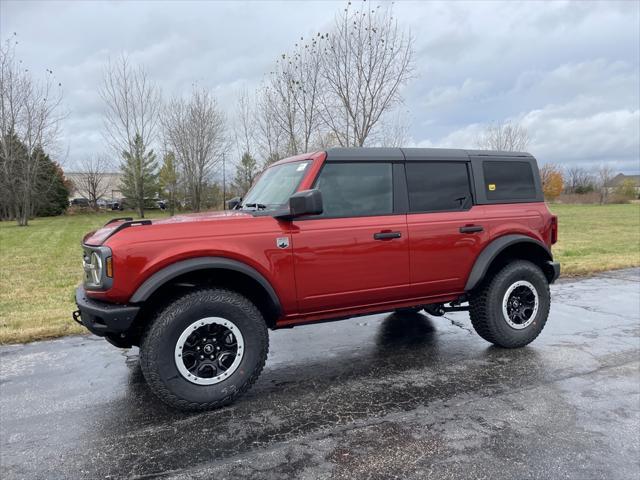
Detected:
[{"left": 241, "top": 160, "right": 311, "bottom": 209}]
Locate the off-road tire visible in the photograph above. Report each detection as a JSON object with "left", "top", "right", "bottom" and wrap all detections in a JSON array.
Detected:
[
  {"left": 469, "top": 260, "right": 550, "bottom": 348},
  {"left": 140, "top": 288, "right": 268, "bottom": 411}
]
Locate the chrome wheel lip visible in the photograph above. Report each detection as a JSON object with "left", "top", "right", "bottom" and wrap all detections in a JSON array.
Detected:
[
  {"left": 174, "top": 317, "right": 244, "bottom": 385},
  {"left": 502, "top": 280, "right": 539, "bottom": 330}
]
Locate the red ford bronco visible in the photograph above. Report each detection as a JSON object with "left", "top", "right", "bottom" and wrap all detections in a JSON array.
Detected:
[{"left": 74, "top": 148, "right": 560, "bottom": 410}]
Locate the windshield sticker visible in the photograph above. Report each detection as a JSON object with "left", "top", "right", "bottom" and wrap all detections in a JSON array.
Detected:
[
  {"left": 488, "top": 183, "right": 496, "bottom": 191},
  {"left": 296, "top": 163, "right": 307, "bottom": 172}
]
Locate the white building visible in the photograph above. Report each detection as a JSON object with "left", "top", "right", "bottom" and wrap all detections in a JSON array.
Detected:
[{"left": 65, "top": 171, "right": 124, "bottom": 201}]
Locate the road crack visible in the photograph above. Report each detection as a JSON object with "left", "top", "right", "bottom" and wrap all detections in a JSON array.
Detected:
[{"left": 443, "top": 315, "right": 474, "bottom": 334}]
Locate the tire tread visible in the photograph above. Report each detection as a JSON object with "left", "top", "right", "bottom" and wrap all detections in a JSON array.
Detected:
[
  {"left": 139, "top": 287, "right": 268, "bottom": 411},
  {"left": 469, "top": 260, "right": 550, "bottom": 348}
]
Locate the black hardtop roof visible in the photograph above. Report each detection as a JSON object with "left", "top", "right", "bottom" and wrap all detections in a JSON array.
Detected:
[{"left": 325, "top": 147, "right": 533, "bottom": 162}]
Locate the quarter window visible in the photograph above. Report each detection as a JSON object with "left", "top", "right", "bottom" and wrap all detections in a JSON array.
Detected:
[
  {"left": 315, "top": 163, "right": 393, "bottom": 217},
  {"left": 406, "top": 162, "right": 472, "bottom": 212},
  {"left": 483, "top": 161, "right": 536, "bottom": 200}
]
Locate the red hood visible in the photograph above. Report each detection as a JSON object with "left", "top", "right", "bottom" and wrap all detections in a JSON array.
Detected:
[
  {"left": 151, "top": 210, "right": 251, "bottom": 225},
  {"left": 83, "top": 210, "right": 253, "bottom": 246}
]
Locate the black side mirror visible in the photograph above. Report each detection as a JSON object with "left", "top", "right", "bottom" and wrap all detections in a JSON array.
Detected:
[
  {"left": 226, "top": 197, "right": 241, "bottom": 210},
  {"left": 275, "top": 189, "right": 323, "bottom": 220}
]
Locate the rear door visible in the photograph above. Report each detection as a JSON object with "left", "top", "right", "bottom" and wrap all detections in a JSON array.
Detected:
[
  {"left": 405, "top": 160, "right": 489, "bottom": 296},
  {"left": 291, "top": 161, "right": 410, "bottom": 313}
]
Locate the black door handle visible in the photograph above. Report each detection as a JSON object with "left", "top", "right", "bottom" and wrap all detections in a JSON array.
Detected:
[
  {"left": 374, "top": 231, "right": 402, "bottom": 240},
  {"left": 459, "top": 225, "right": 484, "bottom": 234}
]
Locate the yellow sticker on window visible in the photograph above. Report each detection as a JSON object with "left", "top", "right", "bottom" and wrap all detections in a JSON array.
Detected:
[{"left": 488, "top": 184, "right": 496, "bottom": 191}]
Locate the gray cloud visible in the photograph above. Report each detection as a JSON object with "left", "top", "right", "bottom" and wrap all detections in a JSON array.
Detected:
[{"left": 2, "top": 0, "right": 639, "bottom": 172}]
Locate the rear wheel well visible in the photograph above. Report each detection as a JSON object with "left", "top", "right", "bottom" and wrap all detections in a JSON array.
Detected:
[
  {"left": 129, "top": 268, "right": 280, "bottom": 345},
  {"left": 481, "top": 242, "right": 555, "bottom": 288}
]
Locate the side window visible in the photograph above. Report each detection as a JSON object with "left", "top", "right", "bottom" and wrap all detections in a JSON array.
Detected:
[
  {"left": 315, "top": 162, "right": 393, "bottom": 217},
  {"left": 483, "top": 161, "right": 536, "bottom": 200},
  {"left": 406, "top": 162, "right": 472, "bottom": 212}
]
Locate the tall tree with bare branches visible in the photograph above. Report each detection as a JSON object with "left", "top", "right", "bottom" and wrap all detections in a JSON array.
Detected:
[
  {"left": 234, "top": 87, "right": 256, "bottom": 158},
  {"left": 319, "top": 2, "right": 414, "bottom": 147},
  {"left": 0, "top": 36, "right": 64, "bottom": 225},
  {"left": 255, "top": 86, "right": 285, "bottom": 165},
  {"left": 265, "top": 33, "right": 324, "bottom": 154},
  {"left": 595, "top": 164, "right": 614, "bottom": 205},
  {"left": 162, "top": 87, "right": 227, "bottom": 212},
  {"left": 74, "top": 154, "right": 111, "bottom": 210},
  {"left": 476, "top": 121, "right": 529, "bottom": 152},
  {"left": 100, "top": 55, "right": 161, "bottom": 156}
]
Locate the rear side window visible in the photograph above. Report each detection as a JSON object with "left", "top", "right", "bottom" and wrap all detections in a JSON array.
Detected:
[
  {"left": 483, "top": 161, "right": 536, "bottom": 200},
  {"left": 406, "top": 162, "right": 472, "bottom": 212},
  {"left": 315, "top": 162, "right": 393, "bottom": 217}
]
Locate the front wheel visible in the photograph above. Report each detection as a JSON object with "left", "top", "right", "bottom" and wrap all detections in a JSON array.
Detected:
[
  {"left": 140, "top": 288, "right": 268, "bottom": 411},
  {"left": 469, "top": 260, "right": 550, "bottom": 348}
]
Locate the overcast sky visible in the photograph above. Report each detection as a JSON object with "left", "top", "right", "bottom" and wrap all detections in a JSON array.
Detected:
[{"left": 1, "top": 0, "right": 639, "bottom": 172}]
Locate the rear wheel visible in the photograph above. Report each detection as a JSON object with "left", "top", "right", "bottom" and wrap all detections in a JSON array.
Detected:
[
  {"left": 140, "top": 288, "right": 268, "bottom": 411},
  {"left": 469, "top": 260, "right": 550, "bottom": 348}
]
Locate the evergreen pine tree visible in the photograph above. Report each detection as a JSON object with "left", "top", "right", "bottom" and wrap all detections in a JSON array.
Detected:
[
  {"left": 232, "top": 151, "right": 258, "bottom": 197},
  {"left": 121, "top": 134, "right": 158, "bottom": 218}
]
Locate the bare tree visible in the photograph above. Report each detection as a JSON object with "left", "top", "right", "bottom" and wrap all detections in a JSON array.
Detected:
[
  {"left": 272, "top": 34, "right": 324, "bottom": 153},
  {"left": 476, "top": 121, "right": 529, "bottom": 152},
  {"left": 375, "top": 109, "right": 410, "bottom": 147},
  {"left": 162, "top": 87, "right": 227, "bottom": 212},
  {"left": 258, "top": 40, "right": 323, "bottom": 158},
  {"left": 565, "top": 166, "right": 594, "bottom": 193},
  {"left": 254, "top": 86, "right": 285, "bottom": 166},
  {"left": 595, "top": 164, "right": 615, "bottom": 205},
  {"left": 100, "top": 55, "right": 161, "bottom": 156},
  {"left": 234, "top": 87, "right": 255, "bottom": 157},
  {"left": 320, "top": 2, "right": 414, "bottom": 147},
  {"left": 74, "top": 155, "right": 111, "bottom": 210},
  {"left": 0, "top": 37, "right": 64, "bottom": 226}
]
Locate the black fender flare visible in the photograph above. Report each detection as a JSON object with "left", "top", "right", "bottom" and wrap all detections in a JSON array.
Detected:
[
  {"left": 129, "top": 257, "right": 282, "bottom": 316},
  {"left": 464, "top": 234, "right": 553, "bottom": 291}
]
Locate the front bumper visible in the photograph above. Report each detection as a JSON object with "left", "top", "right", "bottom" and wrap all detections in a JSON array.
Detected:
[
  {"left": 73, "top": 287, "right": 139, "bottom": 338},
  {"left": 547, "top": 261, "right": 561, "bottom": 283}
]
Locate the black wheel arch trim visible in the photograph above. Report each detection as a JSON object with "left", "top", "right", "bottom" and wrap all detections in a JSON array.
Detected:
[
  {"left": 129, "top": 257, "right": 282, "bottom": 316},
  {"left": 465, "top": 234, "right": 554, "bottom": 291}
]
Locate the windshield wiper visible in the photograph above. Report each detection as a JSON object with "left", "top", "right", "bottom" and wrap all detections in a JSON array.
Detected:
[{"left": 243, "top": 203, "right": 268, "bottom": 210}]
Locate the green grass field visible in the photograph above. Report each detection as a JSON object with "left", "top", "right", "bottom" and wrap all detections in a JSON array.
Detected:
[{"left": 1, "top": 204, "right": 639, "bottom": 344}]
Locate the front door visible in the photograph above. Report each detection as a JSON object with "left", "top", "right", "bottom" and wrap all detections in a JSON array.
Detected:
[{"left": 291, "top": 161, "right": 410, "bottom": 314}]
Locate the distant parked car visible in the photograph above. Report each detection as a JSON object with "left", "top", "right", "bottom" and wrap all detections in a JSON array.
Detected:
[
  {"left": 110, "top": 198, "right": 129, "bottom": 211},
  {"left": 69, "top": 198, "right": 89, "bottom": 207}
]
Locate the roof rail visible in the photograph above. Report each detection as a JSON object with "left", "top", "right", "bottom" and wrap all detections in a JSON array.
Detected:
[{"left": 105, "top": 217, "right": 133, "bottom": 226}]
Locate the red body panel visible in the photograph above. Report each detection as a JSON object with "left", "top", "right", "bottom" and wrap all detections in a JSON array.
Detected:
[
  {"left": 83, "top": 150, "right": 555, "bottom": 328},
  {"left": 291, "top": 214, "right": 410, "bottom": 313}
]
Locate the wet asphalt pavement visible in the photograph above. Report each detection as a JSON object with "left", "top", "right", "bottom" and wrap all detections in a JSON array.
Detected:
[{"left": 1, "top": 269, "right": 639, "bottom": 480}]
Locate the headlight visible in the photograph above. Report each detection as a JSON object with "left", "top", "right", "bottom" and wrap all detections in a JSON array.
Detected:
[
  {"left": 82, "top": 246, "right": 112, "bottom": 290},
  {"left": 89, "top": 252, "right": 102, "bottom": 284}
]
